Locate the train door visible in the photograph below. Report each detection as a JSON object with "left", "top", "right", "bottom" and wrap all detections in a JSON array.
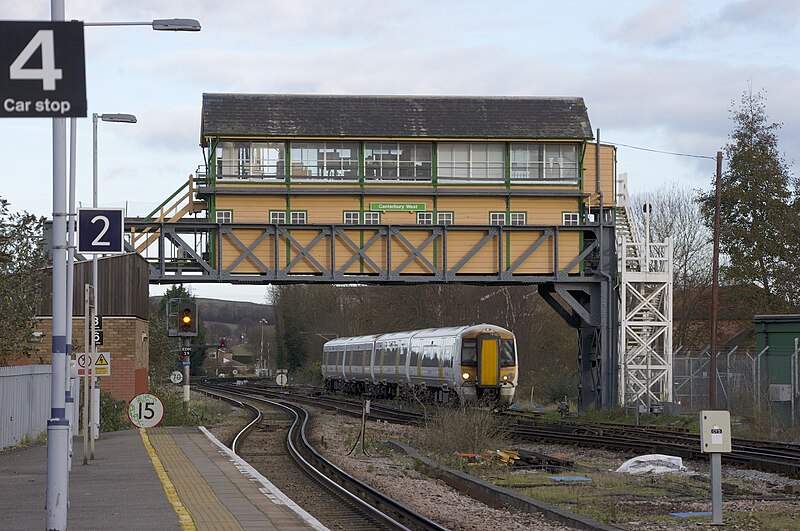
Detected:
[{"left": 477, "top": 334, "right": 500, "bottom": 386}]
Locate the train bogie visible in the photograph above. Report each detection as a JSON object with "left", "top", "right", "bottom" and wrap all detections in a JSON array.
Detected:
[{"left": 322, "top": 324, "right": 518, "bottom": 406}]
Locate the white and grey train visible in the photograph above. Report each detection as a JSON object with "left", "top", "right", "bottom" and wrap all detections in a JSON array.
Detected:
[{"left": 321, "top": 324, "right": 518, "bottom": 406}]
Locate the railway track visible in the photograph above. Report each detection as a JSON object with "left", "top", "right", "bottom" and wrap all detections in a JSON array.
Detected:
[
  {"left": 199, "top": 384, "right": 447, "bottom": 531},
  {"left": 218, "top": 380, "right": 800, "bottom": 479}
]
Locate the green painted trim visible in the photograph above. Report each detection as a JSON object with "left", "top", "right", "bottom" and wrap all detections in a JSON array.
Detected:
[
  {"left": 578, "top": 141, "right": 586, "bottom": 196},
  {"left": 359, "top": 141, "right": 365, "bottom": 187},
  {"left": 505, "top": 199, "right": 512, "bottom": 269},
  {"left": 505, "top": 143, "right": 511, "bottom": 189},
  {"left": 359, "top": 197, "right": 365, "bottom": 273}
]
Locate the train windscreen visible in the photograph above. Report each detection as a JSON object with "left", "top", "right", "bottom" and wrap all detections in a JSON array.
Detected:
[
  {"left": 500, "top": 339, "right": 515, "bottom": 366},
  {"left": 461, "top": 339, "right": 477, "bottom": 365}
]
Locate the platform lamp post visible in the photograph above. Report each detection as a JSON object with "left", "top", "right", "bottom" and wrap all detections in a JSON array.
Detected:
[
  {"left": 87, "top": 113, "right": 136, "bottom": 461},
  {"left": 46, "top": 4, "right": 201, "bottom": 529}
]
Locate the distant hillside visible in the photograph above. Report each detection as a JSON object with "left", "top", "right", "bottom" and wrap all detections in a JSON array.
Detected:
[{"left": 149, "top": 296, "right": 274, "bottom": 345}]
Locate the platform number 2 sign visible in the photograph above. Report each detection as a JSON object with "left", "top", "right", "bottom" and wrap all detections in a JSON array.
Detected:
[
  {"left": 0, "top": 21, "right": 86, "bottom": 118},
  {"left": 128, "top": 393, "right": 165, "bottom": 429},
  {"left": 78, "top": 208, "right": 125, "bottom": 254}
]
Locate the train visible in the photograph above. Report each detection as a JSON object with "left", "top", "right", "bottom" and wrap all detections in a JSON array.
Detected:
[{"left": 321, "top": 324, "right": 518, "bottom": 406}]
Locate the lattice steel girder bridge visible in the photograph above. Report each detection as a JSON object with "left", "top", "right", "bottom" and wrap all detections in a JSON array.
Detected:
[{"left": 128, "top": 220, "right": 618, "bottom": 409}]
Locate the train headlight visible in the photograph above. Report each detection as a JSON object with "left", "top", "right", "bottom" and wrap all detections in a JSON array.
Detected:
[
  {"left": 502, "top": 374, "right": 509, "bottom": 381},
  {"left": 462, "top": 372, "right": 471, "bottom": 380}
]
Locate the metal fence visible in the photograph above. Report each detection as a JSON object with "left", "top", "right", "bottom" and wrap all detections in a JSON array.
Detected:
[
  {"left": 0, "top": 365, "right": 51, "bottom": 449},
  {"left": 673, "top": 343, "right": 799, "bottom": 425}
]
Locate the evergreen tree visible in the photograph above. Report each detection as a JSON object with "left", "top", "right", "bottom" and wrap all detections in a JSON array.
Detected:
[{"left": 700, "top": 88, "right": 798, "bottom": 310}]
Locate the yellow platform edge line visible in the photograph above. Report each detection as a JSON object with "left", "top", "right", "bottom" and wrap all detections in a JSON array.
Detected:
[{"left": 140, "top": 428, "right": 197, "bottom": 531}]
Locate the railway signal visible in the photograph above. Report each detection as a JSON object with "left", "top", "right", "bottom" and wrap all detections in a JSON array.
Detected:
[{"left": 176, "top": 301, "right": 198, "bottom": 337}]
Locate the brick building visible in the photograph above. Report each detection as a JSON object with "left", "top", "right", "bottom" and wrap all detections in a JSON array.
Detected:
[{"left": 17, "top": 253, "right": 150, "bottom": 402}]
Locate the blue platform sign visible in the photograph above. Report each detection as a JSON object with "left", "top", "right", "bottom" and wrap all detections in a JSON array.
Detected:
[
  {"left": 0, "top": 21, "right": 86, "bottom": 118},
  {"left": 78, "top": 208, "right": 124, "bottom": 254}
]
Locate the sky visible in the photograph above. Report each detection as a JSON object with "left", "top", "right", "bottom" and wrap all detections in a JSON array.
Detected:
[{"left": 1, "top": 0, "right": 798, "bottom": 303}]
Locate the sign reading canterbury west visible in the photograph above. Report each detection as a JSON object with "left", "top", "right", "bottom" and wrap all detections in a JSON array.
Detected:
[
  {"left": 0, "top": 21, "right": 86, "bottom": 118},
  {"left": 369, "top": 202, "right": 426, "bottom": 211}
]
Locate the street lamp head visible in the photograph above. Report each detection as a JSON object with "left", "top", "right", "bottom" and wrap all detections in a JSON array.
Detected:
[
  {"left": 100, "top": 113, "right": 137, "bottom": 124},
  {"left": 152, "top": 18, "right": 201, "bottom": 31}
]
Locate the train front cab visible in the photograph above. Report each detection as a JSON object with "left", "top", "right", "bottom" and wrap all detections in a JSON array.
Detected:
[{"left": 459, "top": 330, "right": 517, "bottom": 406}]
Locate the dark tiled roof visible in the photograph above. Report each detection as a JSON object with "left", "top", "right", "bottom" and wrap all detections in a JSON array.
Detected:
[{"left": 201, "top": 93, "right": 593, "bottom": 143}]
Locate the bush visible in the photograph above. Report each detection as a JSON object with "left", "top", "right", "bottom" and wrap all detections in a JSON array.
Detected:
[
  {"left": 420, "top": 402, "right": 511, "bottom": 455},
  {"left": 539, "top": 371, "right": 578, "bottom": 404},
  {"left": 100, "top": 391, "right": 130, "bottom": 432},
  {"left": 293, "top": 360, "right": 323, "bottom": 386}
]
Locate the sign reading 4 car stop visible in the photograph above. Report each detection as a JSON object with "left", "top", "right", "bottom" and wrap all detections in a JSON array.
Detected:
[
  {"left": 128, "top": 393, "right": 165, "bottom": 429},
  {"left": 0, "top": 21, "right": 86, "bottom": 118}
]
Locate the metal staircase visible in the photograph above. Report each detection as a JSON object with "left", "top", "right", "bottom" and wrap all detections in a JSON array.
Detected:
[
  {"left": 129, "top": 174, "right": 207, "bottom": 255},
  {"left": 616, "top": 173, "right": 674, "bottom": 408}
]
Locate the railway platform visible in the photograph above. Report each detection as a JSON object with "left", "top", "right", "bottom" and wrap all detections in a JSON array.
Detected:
[{"left": 0, "top": 426, "right": 324, "bottom": 530}]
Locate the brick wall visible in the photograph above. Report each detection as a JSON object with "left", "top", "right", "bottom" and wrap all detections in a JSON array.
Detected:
[{"left": 18, "top": 316, "right": 150, "bottom": 403}]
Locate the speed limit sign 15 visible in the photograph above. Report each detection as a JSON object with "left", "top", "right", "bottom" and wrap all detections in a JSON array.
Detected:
[{"left": 128, "top": 393, "right": 165, "bottom": 428}]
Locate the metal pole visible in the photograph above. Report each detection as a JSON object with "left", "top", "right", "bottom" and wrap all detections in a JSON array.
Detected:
[
  {"left": 90, "top": 113, "right": 99, "bottom": 460},
  {"left": 711, "top": 452, "right": 723, "bottom": 524},
  {"left": 183, "top": 337, "right": 191, "bottom": 414},
  {"left": 65, "top": 117, "right": 77, "bottom": 472},
  {"left": 709, "top": 151, "right": 722, "bottom": 409},
  {"left": 45, "top": 2, "right": 70, "bottom": 528}
]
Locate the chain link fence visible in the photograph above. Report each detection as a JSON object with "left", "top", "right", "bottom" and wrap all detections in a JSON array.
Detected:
[{"left": 673, "top": 342, "right": 799, "bottom": 426}]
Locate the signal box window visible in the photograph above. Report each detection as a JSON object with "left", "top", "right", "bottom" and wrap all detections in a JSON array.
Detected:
[
  {"left": 417, "top": 212, "right": 433, "bottom": 225},
  {"left": 290, "top": 141, "right": 359, "bottom": 180},
  {"left": 562, "top": 212, "right": 579, "bottom": 226},
  {"left": 489, "top": 212, "right": 506, "bottom": 225},
  {"left": 363, "top": 211, "right": 380, "bottom": 225},
  {"left": 510, "top": 212, "right": 526, "bottom": 226},
  {"left": 290, "top": 211, "right": 307, "bottom": 224},
  {"left": 438, "top": 142, "right": 504, "bottom": 182},
  {"left": 343, "top": 211, "right": 360, "bottom": 224},
  {"left": 270, "top": 211, "right": 287, "bottom": 224},
  {"left": 216, "top": 210, "right": 232, "bottom": 223},
  {"left": 216, "top": 141, "right": 284, "bottom": 179},
  {"left": 437, "top": 212, "right": 453, "bottom": 225},
  {"left": 364, "top": 142, "right": 432, "bottom": 181},
  {"left": 510, "top": 143, "right": 578, "bottom": 182}
]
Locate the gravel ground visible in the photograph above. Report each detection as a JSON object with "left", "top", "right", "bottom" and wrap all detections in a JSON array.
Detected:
[{"left": 206, "top": 399, "right": 800, "bottom": 531}]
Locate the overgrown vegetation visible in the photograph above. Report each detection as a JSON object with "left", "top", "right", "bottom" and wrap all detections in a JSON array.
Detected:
[
  {"left": 99, "top": 391, "right": 130, "bottom": 432},
  {"left": 419, "top": 403, "right": 511, "bottom": 455}
]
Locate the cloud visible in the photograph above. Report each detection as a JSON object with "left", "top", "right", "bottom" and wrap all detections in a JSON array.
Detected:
[
  {"left": 609, "top": 0, "right": 696, "bottom": 46},
  {"left": 719, "top": 0, "right": 800, "bottom": 32}
]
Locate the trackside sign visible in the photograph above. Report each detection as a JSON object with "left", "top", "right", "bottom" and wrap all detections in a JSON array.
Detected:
[{"left": 0, "top": 21, "right": 87, "bottom": 118}]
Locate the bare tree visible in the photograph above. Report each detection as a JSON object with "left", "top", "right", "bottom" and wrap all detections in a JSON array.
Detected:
[{"left": 632, "top": 182, "right": 712, "bottom": 290}]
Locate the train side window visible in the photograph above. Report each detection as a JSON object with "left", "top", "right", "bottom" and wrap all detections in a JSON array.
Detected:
[
  {"left": 432, "top": 344, "right": 442, "bottom": 367},
  {"left": 422, "top": 345, "right": 436, "bottom": 367},
  {"left": 461, "top": 339, "right": 477, "bottom": 365},
  {"left": 409, "top": 344, "right": 420, "bottom": 367},
  {"left": 398, "top": 344, "right": 407, "bottom": 366},
  {"left": 500, "top": 339, "right": 515, "bottom": 366},
  {"left": 444, "top": 345, "right": 453, "bottom": 367}
]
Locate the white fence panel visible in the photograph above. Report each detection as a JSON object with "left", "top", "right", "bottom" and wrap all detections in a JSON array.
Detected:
[{"left": 0, "top": 365, "right": 51, "bottom": 449}]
